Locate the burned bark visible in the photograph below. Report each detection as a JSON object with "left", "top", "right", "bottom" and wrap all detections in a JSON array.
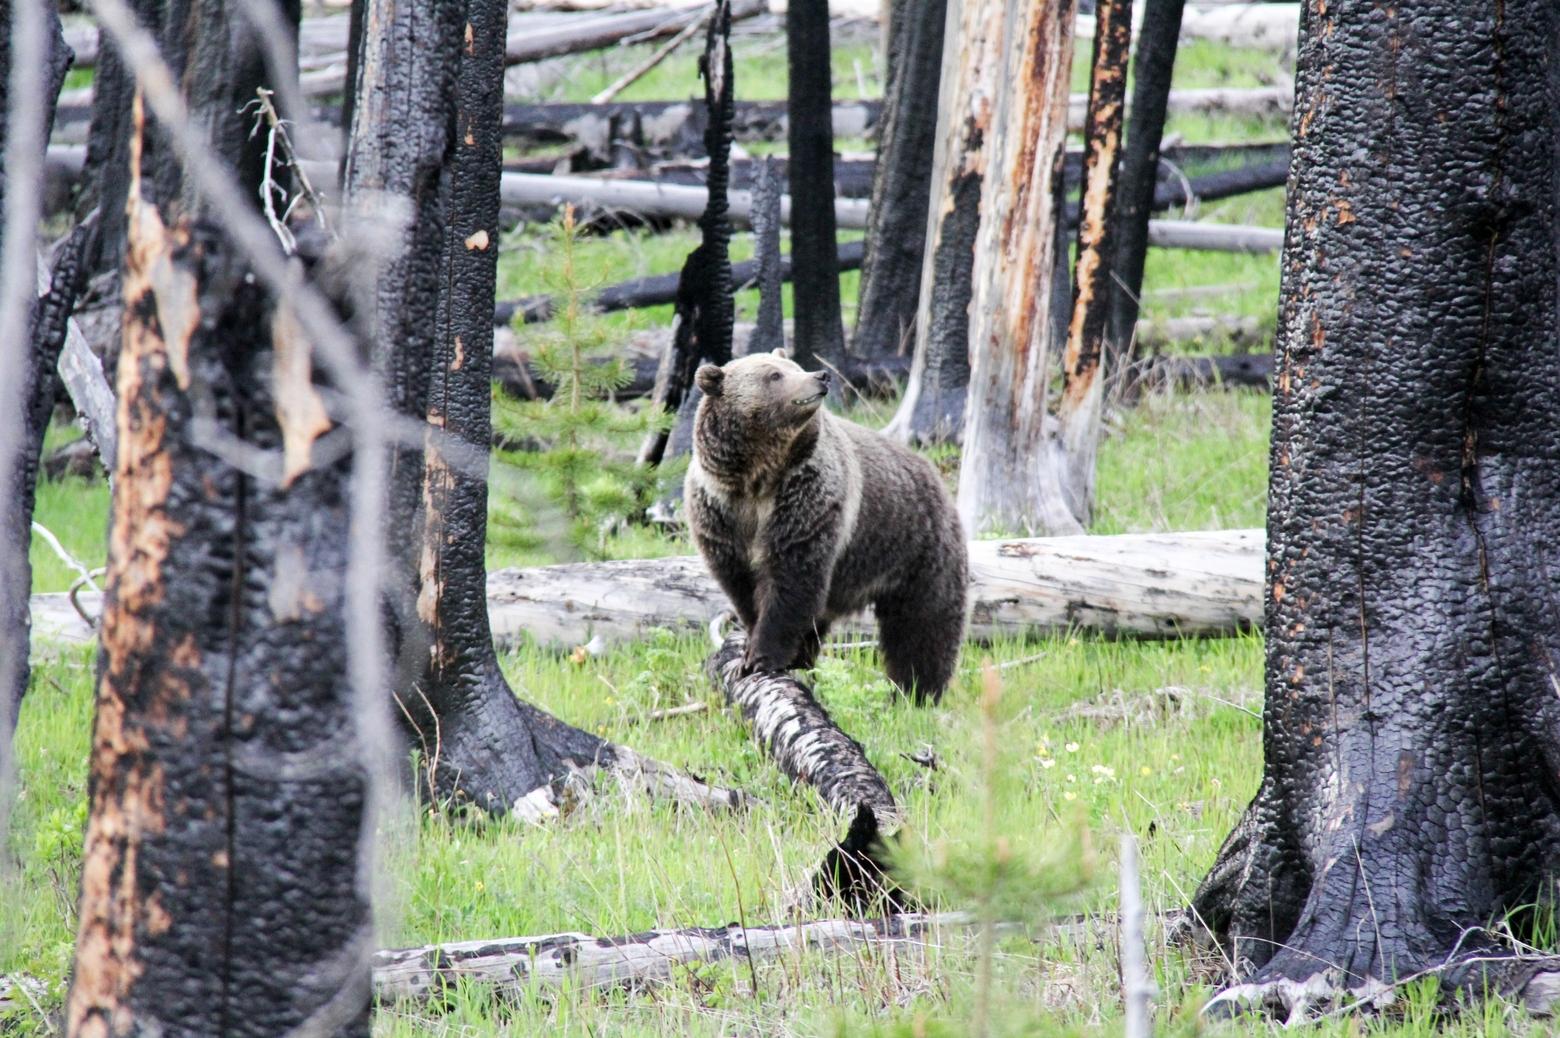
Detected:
[
  {"left": 1183, "top": 0, "right": 1560, "bottom": 1017},
  {"left": 849, "top": 0, "right": 946, "bottom": 360},
  {"left": 1104, "top": 0, "right": 1185, "bottom": 389},
  {"left": 955, "top": 0, "right": 1079, "bottom": 533},
  {"left": 786, "top": 0, "right": 846, "bottom": 368},
  {"left": 347, "top": 0, "right": 742, "bottom": 813},
  {"left": 880, "top": 0, "right": 1002, "bottom": 445},
  {"left": 65, "top": 4, "right": 372, "bottom": 1033},
  {"left": 401, "top": 0, "right": 608, "bottom": 805},
  {"left": 0, "top": 0, "right": 73, "bottom": 737},
  {"left": 1051, "top": 0, "right": 1131, "bottom": 526},
  {"left": 636, "top": 0, "right": 736, "bottom": 473}
]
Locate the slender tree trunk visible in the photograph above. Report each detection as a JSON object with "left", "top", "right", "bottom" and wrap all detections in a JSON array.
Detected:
[
  {"left": 848, "top": 0, "right": 946, "bottom": 360},
  {"left": 66, "top": 4, "right": 372, "bottom": 1034},
  {"left": 955, "top": 0, "right": 1079, "bottom": 535},
  {"left": 786, "top": 0, "right": 845, "bottom": 368},
  {"left": 1185, "top": 0, "right": 1560, "bottom": 1016},
  {"left": 0, "top": 1, "right": 72, "bottom": 740},
  {"left": 1104, "top": 0, "right": 1184, "bottom": 396},
  {"left": 1052, "top": 0, "right": 1131, "bottom": 525},
  {"left": 880, "top": 0, "right": 1002, "bottom": 446}
]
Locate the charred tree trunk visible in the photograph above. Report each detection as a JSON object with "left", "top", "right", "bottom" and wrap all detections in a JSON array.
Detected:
[
  {"left": 636, "top": 1, "right": 736, "bottom": 473},
  {"left": 1051, "top": 0, "right": 1131, "bottom": 526},
  {"left": 347, "top": 0, "right": 742, "bottom": 813},
  {"left": 955, "top": 0, "right": 1079, "bottom": 534},
  {"left": 0, "top": 1, "right": 72, "bottom": 741},
  {"left": 66, "top": 4, "right": 373, "bottom": 1034},
  {"left": 1184, "top": 0, "right": 1560, "bottom": 1017},
  {"left": 1104, "top": 0, "right": 1185, "bottom": 395},
  {"left": 786, "top": 0, "right": 845, "bottom": 369},
  {"left": 880, "top": 0, "right": 1002, "bottom": 446},
  {"left": 848, "top": 0, "right": 946, "bottom": 360}
]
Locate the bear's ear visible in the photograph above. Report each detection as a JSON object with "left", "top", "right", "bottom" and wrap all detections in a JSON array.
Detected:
[
  {"left": 771, "top": 347, "right": 792, "bottom": 360},
  {"left": 696, "top": 364, "right": 724, "bottom": 397}
]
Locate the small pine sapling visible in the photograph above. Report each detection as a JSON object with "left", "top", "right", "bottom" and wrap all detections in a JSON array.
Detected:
[{"left": 492, "top": 206, "right": 677, "bottom": 558}]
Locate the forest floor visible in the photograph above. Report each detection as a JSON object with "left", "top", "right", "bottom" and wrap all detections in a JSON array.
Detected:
[{"left": 5, "top": 17, "right": 1548, "bottom": 1038}]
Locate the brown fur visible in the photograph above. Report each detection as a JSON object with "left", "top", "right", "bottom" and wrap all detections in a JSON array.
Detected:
[{"left": 685, "top": 351, "right": 968, "bottom": 702}]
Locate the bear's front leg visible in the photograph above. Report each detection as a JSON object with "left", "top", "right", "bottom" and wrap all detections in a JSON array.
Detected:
[{"left": 741, "top": 522, "right": 838, "bottom": 677}]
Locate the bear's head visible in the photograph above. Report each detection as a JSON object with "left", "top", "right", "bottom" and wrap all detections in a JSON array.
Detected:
[{"left": 692, "top": 349, "right": 832, "bottom": 486}]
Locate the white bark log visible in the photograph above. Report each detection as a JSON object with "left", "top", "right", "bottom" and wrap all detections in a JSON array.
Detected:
[
  {"left": 372, "top": 911, "right": 977, "bottom": 999},
  {"left": 498, "top": 171, "right": 872, "bottom": 229},
  {"left": 33, "top": 529, "right": 1265, "bottom": 650},
  {"left": 708, "top": 631, "right": 900, "bottom": 828}
]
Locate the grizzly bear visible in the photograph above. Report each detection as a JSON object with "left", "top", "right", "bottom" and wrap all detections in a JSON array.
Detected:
[{"left": 684, "top": 349, "right": 969, "bottom": 702}]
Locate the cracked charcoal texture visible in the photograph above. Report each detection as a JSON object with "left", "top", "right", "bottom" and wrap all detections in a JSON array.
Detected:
[
  {"left": 848, "top": 0, "right": 945, "bottom": 361},
  {"left": 405, "top": 0, "right": 608, "bottom": 808},
  {"left": 1188, "top": 0, "right": 1560, "bottom": 994},
  {"left": 67, "top": 5, "right": 369, "bottom": 1033},
  {"left": 1, "top": 1, "right": 73, "bottom": 733}
]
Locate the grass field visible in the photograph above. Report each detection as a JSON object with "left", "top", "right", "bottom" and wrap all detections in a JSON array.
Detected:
[{"left": 6, "top": 21, "right": 1545, "bottom": 1038}]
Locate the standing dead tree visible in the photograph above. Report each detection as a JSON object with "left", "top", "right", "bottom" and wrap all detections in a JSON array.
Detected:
[
  {"left": 786, "top": 0, "right": 846, "bottom": 369},
  {"left": 345, "top": 0, "right": 741, "bottom": 814},
  {"left": 848, "top": 0, "right": 946, "bottom": 361},
  {"left": 1179, "top": 0, "right": 1560, "bottom": 1020},
  {"left": 64, "top": 1, "right": 374, "bottom": 1033},
  {"left": 1104, "top": 0, "right": 1185, "bottom": 396},
  {"left": 1051, "top": 0, "right": 1132, "bottom": 528},
  {"left": 638, "top": 0, "right": 736, "bottom": 473},
  {"left": 879, "top": 0, "right": 1002, "bottom": 446},
  {"left": 1, "top": 1, "right": 73, "bottom": 752},
  {"left": 955, "top": 0, "right": 1079, "bottom": 534}
]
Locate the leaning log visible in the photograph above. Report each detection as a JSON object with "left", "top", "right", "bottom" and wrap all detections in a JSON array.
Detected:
[{"left": 709, "top": 630, "right": 906, "bottom": 907}]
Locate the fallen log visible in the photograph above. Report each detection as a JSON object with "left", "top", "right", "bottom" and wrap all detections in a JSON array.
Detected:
[
  {"left": 1139, "top": 350, "right": 1272, "bottom": 389},
  {"left": 488, "top": 86, "right": 1289, "bottom": 156},
  {"left": 54, "top": 1, "right": 767, "bottom": 109},
  {"left": 498, "top": 170, "right": 873, "bottom": 228},
  {"left": 503, "top": 173, "right": 1281, "bottom": 247},
  {"left": 709, "top": 629, "right": 905, "bottom": 907},
  {"left": 372, "top": 911, "right": 975, "bottom": 999},
  {"left": 492, "top": 316, "right": 1257, "bottom": 402},
  {"left": 32, "top": 529, "right": 1266, "bottom": 649}
]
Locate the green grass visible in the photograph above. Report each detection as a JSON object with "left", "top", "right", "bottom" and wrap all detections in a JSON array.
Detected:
[{"left": 12, "top": 26, "right": 1541, "bottom": 1038}]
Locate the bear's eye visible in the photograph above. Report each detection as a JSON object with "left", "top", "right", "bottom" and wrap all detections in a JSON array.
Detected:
[{"left": 768, "top": 371, "right": 783, "bottom": 382}]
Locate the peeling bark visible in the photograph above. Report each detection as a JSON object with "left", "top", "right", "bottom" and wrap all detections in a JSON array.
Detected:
[
  {"left": 849, "top": 0, "right": 946, "bottom": 361},
  {"left": 1104, "top": 0, "right": 1185, "bottom": 394},
  {"left": 879, "top": 0, "right": 1003, "bottom": 445},
  {"left": 1051, "top": 0, "right": 1132, "bottom": 526},
  {"left": 67, "top": 16, "right": 370, "bottom": 1031},
  {"left": 1183, "top": 0, "right": 1560, "bottom": 1018},
  {"left": 955, "top": 0, "right": 1079, "bottom": 534}
]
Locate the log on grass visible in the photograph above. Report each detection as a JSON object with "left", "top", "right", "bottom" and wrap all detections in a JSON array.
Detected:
[
  {"left": 372, "top": 911, "right": 972, "bottom": 999},
  {"left": 34, "top": 529, "right": 1265, "bottom": 650}
]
